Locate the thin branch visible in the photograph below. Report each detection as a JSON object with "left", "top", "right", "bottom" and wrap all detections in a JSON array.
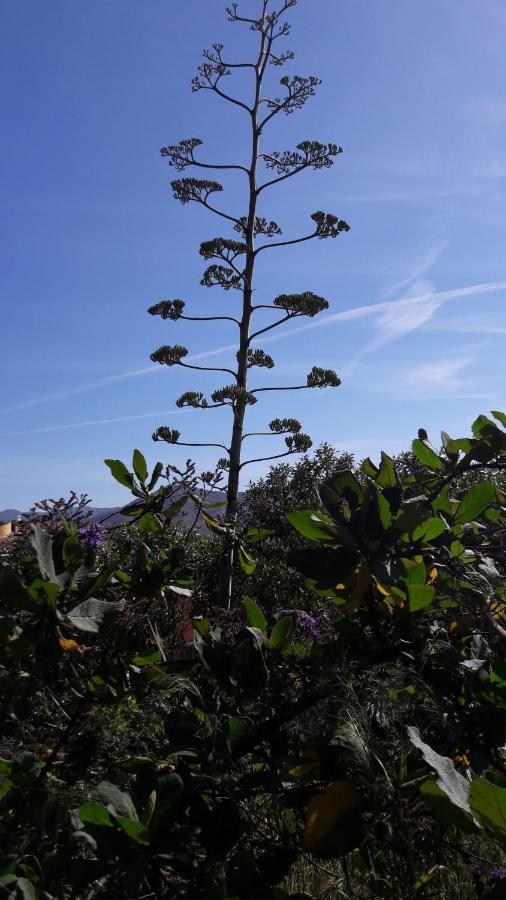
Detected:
[
  {"left": 202, "top": 198, "right": 242, "bottom": 227},
  {"left": 255, "top": 232, "right": 316, "bottom": 254},
  {"left": 240, "top": 450, "right": 295, "bottom": 469},
  {"left": 181, "top": 314, "right": 241, "bottom": 325},
  {"left": 210, "top": 82, "right": 252, "bottom": 114},
  {"left": 251, "top": 384, "right": 310, "bottom": 394},
  {"left": 249, "top": 314, "right": 292, "bottom": 341},
  {"left": 257, "top": 165, "right": 311, "bottom": 193},
  {"left": 242, "top": 430, "right": 292, "bottom": 439},
  {"left": 192, "top": 159, "right": 249, "bottom": 174},
  {"left": 179, "top": 361, "right": 237, "bottom": 377},
  {"left": 174, "top": 441, "right": 230, "bottom": 452}
]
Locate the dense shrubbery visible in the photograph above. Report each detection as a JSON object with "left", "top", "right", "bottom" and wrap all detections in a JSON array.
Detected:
[{"left": 1, "top": 411, "right": 506, "bottom": 898}]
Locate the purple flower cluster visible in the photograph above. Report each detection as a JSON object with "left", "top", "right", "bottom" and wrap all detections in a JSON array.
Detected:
[
  {"left": 489, "top": 866, "right": 504, "bottom": 881},
  {"left": 297, "top": 610, "right": 328, "bottom": 640},
  {"left": 79, "top": 522, "right": 105, "bottom": 553}
]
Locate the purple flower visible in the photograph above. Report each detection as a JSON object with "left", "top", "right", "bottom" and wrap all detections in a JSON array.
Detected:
[
  {"left": 79, "top": 523, "right": 105, "bottom": 553},
  {"left": 489, "top": 866, "right": 504, "bottom": 881},
  {"left": 297, "top": 611, "right": 327, "bottom": 640}
]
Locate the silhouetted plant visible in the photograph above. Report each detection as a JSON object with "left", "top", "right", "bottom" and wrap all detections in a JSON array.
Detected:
[{"left": 149, "top": 0, "right": 349, "bottom": 604}]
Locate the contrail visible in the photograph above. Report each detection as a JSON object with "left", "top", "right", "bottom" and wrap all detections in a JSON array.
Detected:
[
  {"left": 2, "top": 409, "right": 188, "bottom": 438},
  {"left": 2, "top": 279, "right": 506, "bottom": 417}
]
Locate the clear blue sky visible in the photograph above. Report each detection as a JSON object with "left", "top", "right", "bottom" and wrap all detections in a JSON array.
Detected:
[{"left": 1, "top": 0, "right": 505, "bottom": 509}]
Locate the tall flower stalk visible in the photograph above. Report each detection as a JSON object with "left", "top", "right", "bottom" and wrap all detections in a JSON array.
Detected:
[{"left": 150, "top": 0, "right": 349, "bottom": 605}]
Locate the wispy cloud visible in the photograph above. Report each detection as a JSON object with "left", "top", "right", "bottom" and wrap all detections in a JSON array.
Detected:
[
  {"left": 382, "top": 241, "right": 446, "bottom": 300},
  {"left": 340, "top": 189, "right": 479, "bottom": 203},
  {"left": 3, "top": 279, "right": 506, "bottom": 419},
  {"left": 2, "top": 409, "right": 188, "bottom": 438},
  {"left": 364, "top": 353, "right": 497, "bottom": 402}
]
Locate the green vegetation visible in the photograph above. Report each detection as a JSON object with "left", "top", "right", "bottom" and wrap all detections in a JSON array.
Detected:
[{"left": 1, "top": 411, "right": 506, "bottom": 898}]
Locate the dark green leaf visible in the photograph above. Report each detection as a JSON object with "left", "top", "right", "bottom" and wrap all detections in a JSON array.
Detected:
[
  {"left": 78, "top": 802, "right": 114, "bottom": 828},
  {"left": 238, "top": 545, "right": 256, "bottom": 575},
  {"left": 286, "top": 510, "right": 338, "bottom": 544},
  {"left": 116, "top": 816, "right": 150, "bottom": 845},
  {"left": 243, "top": 597, "right": 267, "bottom": 635},
  {"left": 413, "top": 517, "right": 446, "bottom": 542},
  {"left": 469, "top": 778, "right": 506, "bottom": 838},
  {"left": 376, "top": 451, "right": 400, "bottom": 489},
  {"left": 412, "top": 439, "right": 443, "bottom": 471},
  {"left": 408, "top": 584, "right": 435, "bottom": 612},
  {"left": 132, "top": 449, "right": 148, "bottom": 483},
  {"left": 104, "top": 459, "right": 135, "bottom": 489},
  {"left": 454, "top": 482, "right": 496, "bottom": 525},
  {"left": 420, "top": 780, "right": 475, "bottom": 832},
  {"left": 62, "top": 534, "right": 85, "bottom": 570},
  {"left": 243, "top": 526, "right": 274, "bottom": 544},
  {"left": 67, "top": 598, "right": 125, "bottom": 633},
  {"left": 269, "top": 616, "right": 294, "bottom": 650},
  {"left": 98, "top": 781, "right": 138, "bottom": 820},
  {"left": 491, "top": 410, "right": 506, "bottom": 428},
  {"left": 30, "top": 524, "right": 56, "bottom": 581}
]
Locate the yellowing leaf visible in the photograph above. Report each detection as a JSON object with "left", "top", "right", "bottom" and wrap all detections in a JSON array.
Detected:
[
  {"left": 284, "top": 750, "right": 320, "bottom": 781},
  {"left": 58, "top": 637, "right": 90, "bottom": 654},
  {"left": 342, "top": 565, "right": 371, "bottom": 615},
  {"left": 202, "top": 512, "right": 227, "bottom": 535},
  {"left": 428, "top": 567, "right": 438, "bottom": 585},
  {"left": 374, "top": 578, "right": 391, "bottom": 597},
  {"left": 303, "top": 781, "right": 359, "bottom": 851},
  {"left": 489, "top": 599, "right": 506, "bottom": 622}
]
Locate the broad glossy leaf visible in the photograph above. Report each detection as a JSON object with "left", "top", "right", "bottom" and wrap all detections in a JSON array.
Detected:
[
  {"left": 98, "top": 781, "right": 138, "bottom": 820},
  {"left": 376, "top": 451, "right": 400, "bottom": 489},
  {"left": 407, "top": 727, "right": 470, "bottom": 812},
  {"left": 408, "top": 584, "right": 435, "bottom": 612},
  {"left": 372, "top": 485, "right": 392, "bottom": 530},
  {"left": 30, "top": 524, "right": 56, "bottom": 581},
  {"left": 454, "top": 482, "right": 496, "bottom": 525},
  {"left": 286, "top": 510, "right": 338, "bottom": 544},
  {"left": 67, "top": 598, "right": 125, "bottom": 633},
  {"left": 243, "top": 526, "right": 274, "bottom": 544},
  {"left": 491, "top": 409, "right": 506, "bottom": 428},
  {"left": 238, "top": 545, "right": 256, "bottom": 575},
  {"left": 116, "top": 815, "right": 150, "bottom": 845},
  {"left": 413, "top": 517, "right": 445, "bottom": 542},
  {"left": 104, "top": 459, "right": 134, "bottom": 489},
  {"left": 132, "top": 449, "right": 148, "bottom": 483},
  {"left": 319, "top": 471, "right": 364, "bottom": 513},
  {"left": 243, "top": 597, "right": 267, "bottom": 635},
  {"left": 303, "top": 781, "right": 359, "bottom": 851},
  {"left": 148, "top": 461, "right": 164, "bottom": 490},
  {"left": 268, "top": 616, "right": 294, "bottom": 650},
  {"left": 412, "top": 439, "right": 443, "bottom": 471},
  {"left": 469, "top": 778, "right": 506, "bottom": 838},
  {"left": 420, "top": 780, "right": 475, "bottom": 831},
  {"left": 62, "top": 534, "right": 85, "bottom": 570},
  {"left": 78, "top": 802, "right": 114, "bottom": 828}
]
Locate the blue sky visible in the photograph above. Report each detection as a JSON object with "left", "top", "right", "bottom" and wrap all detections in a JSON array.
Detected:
[{"left": 1, "top": 0, "right": 505, "bottom": 509}]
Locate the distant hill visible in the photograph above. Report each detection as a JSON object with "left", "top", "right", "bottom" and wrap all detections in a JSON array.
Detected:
[
  {"left": 0, "top": 490, "right": 236, "bottom": 531},
  {"left": 0, "top": 509, "right": 22, "bottom": 524}
]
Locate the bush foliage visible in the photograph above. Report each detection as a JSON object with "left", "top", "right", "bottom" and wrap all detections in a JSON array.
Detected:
[{"left": 1, "top": 411, "right": 506, "bottom": 898}]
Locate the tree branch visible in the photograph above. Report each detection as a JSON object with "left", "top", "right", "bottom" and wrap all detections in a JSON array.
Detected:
[
  {"left": 249, "top": 314, "right": 292, "bottom": 341},
  {"left": 242, "top": 430, "right": 292, "bottom": 439},
  {"left": 179, "top": 361, "right": 237, "bottom": 378},
  {"left": 251, "top": 384, "right": 311, "bottom": 394},
  {"left": 181, "top": 314, "right": 241, "bottom": 325},
  {"left": 258, "top": 164, "right": 311, "bottom": 193},
  {"left": 255, "top": 231, "right": 316, "bottom": 253},
  {"left": 202, "top": 198, "right": 242, "bottom": 227},
  {"left": 240, "top": 450, "right": 295, "bottom": 469}
]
